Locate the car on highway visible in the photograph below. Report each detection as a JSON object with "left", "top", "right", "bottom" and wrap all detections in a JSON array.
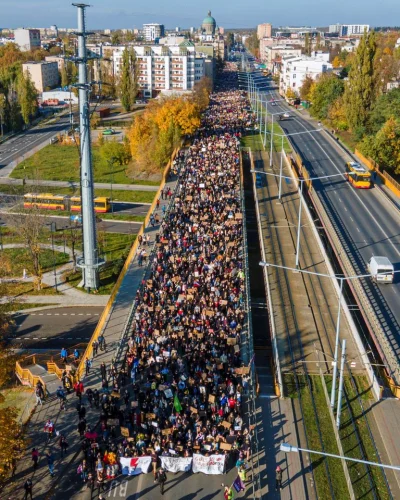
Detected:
[
  {"left": 279, "top": 113, "right": 290, "bottom": 120},
  {"left": 102, "top": 128, "right": 116, "bottom": 136}
]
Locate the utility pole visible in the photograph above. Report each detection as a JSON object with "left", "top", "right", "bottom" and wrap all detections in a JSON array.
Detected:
[{"left": 72, "top": 3, "right": 103, "bottom": 290}]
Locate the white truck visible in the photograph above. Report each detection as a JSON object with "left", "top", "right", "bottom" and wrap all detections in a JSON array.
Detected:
[{"left": 368, "top": 256, "right": 394, "bottom": 284}]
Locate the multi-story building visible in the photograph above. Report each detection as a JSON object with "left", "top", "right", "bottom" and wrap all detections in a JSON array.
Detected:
[
  {"left": 280, "top": 53, "right": 332, "bottom": 96},
  {"left": 14, "top": 28, "right": 41, "bottom": 51},
  {"left": 340, "top": 24, "right": 369, "bottom": 36},
  {"left": 264, "top": 45, "right": 302, "bottom": 73},
  {"left": 329, "top": 24, "right": 369, "bottom": 36},
  {"left": 45, "top": 56, "right": 65, "bottom": 71},
  {"left": 257, "top": 23, "right": 272, "bottom": 39},
  {"left": 143, "top": 23, "right": 165, "bottom": 42},
  {"left": 113, "top": 41, "right": 206, "bottom": 97},
  {"left": 22, "top": 61, "right": 59, "bottom": 92}
]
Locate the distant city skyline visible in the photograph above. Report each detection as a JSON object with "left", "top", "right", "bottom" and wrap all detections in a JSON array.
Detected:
[{"left": 0, "top": 0, "right": 399, "bottom": 30}]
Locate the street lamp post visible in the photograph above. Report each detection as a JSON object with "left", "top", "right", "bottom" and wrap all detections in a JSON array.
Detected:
[
  {"left": 280, "top": 442, "right": 400, "bottom": 472},
  {"left": 259, "top": 261, "right": 400, "bottom": 413},
  {"left": 252, "top": 170, "right": 344, "bottom": 268},
  {"left": 336, "top": 338, "right": 346, "bottom": 428},
  {"left": 109, "top": 156, "right": 116, "bottom": 214},
  {"left": 49, "top": 222, "right": 58, "bottom": 292}
]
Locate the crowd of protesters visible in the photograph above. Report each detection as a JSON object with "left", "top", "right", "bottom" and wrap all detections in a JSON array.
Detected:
[{"left": 21, "top": 64, "right": 258, "bottom": 498}]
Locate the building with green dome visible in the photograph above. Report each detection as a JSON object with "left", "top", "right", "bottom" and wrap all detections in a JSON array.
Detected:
[{"left": 201, "top": 10, "right": 216, "bottom": 36}]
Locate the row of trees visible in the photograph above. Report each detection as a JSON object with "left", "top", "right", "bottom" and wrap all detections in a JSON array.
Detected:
[
  {"left": 126, "top": 77, "right": 212, "bottom": 175},
  {"left": 300, "top": 30, "right": 400, "bottom": 174}
]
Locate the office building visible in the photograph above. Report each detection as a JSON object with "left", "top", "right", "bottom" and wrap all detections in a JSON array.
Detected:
[
  {"left": 143, "top": 23, "right": 165, "bottom": 41},
  {"left": 329, "top": 24, "right": 369, "bottom": 36},
  {"left": 113, "top": 41, "right": 206, "bottom": 97},
  {"left": 257, "top": 23, "right": 272, "bottom": 39},
  {"left": 22, "top": 61, "right": 59, "bottom": 92},
  {"left": 14, "top": 28, "right": 41, "bottom": 51}
]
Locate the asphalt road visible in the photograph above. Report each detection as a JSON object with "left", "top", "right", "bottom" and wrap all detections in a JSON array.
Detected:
[
  {"left": 257, "top": 75, "right": 400, "bottom": 364},
  {"left": 0, "top": 114, "right": 71, "bottom": 173},
  {"left": 10, "top": 306, "right": 104, "bottom": 350}
]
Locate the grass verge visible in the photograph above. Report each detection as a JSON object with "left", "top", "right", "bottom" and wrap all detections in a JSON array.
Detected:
[
  {"left": 325, "top": 376, "right": 391, "bottom": 499},
  {"left": 63, "top": 232, "right": 136, "bottom": 295},
  {"left": 2, "top": 282, "right": 61, "bottom": 296},
  {"left": 0, "top": 387, "right": 33, "bottom": 415},
  {"left": 0, "top": 248, "right": 69, "bottom": 278},
  {"left": 13, "top": 303, "right": 59, "bottom": 311},
  {"left": 10, "top": 144, "right": 161, "bottom": 185}
]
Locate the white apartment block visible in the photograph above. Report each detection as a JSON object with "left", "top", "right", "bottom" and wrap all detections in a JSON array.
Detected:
[
  {"left": 264, "top": 45, "right": 302, "bottom": 72},
  {"left": 113, "top": 42, "right": 205, "bottom": 97},
  {"left": 14, "top": 28, "right": 41, "bottom": 51},
  {"left": 329, "top": 24, "right": 369, "bottom": 36},
  {"left": 280, "top": 54, "right": 332, "bottom": 96},
  {"left": 143, "top": 23, "right": 165, "bottom": 41},
  {"left": 22, "top": 61, "right": 59, "bottom": 92}
]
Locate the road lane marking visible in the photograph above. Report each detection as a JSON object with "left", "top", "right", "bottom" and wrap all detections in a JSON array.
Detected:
[{"left": 357, "top": 228, "right": 360, "bottom": 232}]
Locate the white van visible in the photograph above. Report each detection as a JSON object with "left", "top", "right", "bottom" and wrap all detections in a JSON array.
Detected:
[{"left": 368, "top": 256, "right": 394, "bottom": 284}]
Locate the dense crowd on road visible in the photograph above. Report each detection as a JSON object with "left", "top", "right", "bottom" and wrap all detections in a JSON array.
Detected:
[{"left": 19, "top": 64, "right": 257, "bottom": 499}]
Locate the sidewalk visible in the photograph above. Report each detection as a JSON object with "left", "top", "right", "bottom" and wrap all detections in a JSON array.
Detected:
[{"left": 1, "top": 170, "right": 178, "bottom": 500}]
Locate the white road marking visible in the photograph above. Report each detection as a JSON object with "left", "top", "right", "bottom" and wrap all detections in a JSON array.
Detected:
[{"left": 357, "top": 228, "right": 360, "bottom": 232}]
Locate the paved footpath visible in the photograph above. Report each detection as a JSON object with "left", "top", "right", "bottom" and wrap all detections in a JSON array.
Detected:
[{"left": 1, "top": 170, "right": 177, "bottom": 500}]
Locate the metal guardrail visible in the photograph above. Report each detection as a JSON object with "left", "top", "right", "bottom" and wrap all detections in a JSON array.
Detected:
[{"left": 239, "top": 148, "right": 262, "bottom": 499}]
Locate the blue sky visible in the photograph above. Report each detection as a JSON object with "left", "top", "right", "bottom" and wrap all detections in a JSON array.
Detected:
[{"left": 0, "top": 0, "right": 399, "bottom": 29}]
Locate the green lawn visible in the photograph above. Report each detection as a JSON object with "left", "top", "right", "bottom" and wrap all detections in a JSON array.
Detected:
[
  {"left": 2, "top": 282, "right": 60, "bottom": 296},
  {"left": 10, "top": 144, "right": 159, "bottom": 185},
  {"left": 0, "top": 387, "right": 34, "bottom": 415},
  {"left": 63, "top": 232, "right": 136, "bottom": 295},
  {"left": 0, "top": 248, "right": 69, "bottom": 278},
  {"left": 325, "top": 376, "right": 391, "bottom": 499}
]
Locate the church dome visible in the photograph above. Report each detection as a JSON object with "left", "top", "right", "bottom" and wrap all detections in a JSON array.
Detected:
[{"left": 202, "top": 10, "right": 216, "bottom": 27}]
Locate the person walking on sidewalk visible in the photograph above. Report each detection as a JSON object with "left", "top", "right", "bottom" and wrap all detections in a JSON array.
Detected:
[
  {"left": 155, "top": 467, "right": 167, "bottom": 495},
  {"left": 85, "top": 357, "right": 92, "bottom": 376},
  {"left": 156, "top": 198, "right": 160, "bottom": 210},
  {"left": 98, "top": 334, "right": 106, "bottom": 351},
  {"left": 92, "top": 340, "right": 99, "bottom": 357},
  {"left": 275, "top": 465, "right": 283, "bottom": 491},
  {"left": 23, "top": 478, "right": 33, "bottom": 500},
  {"left": 46, "top": 450, "right": 55, "bottom": 477},
  {"left": 35, "top": 385, "right": 43, "bottom": 406},
  {"left": 31, "top": 448, "right": 39, "bottom": 470},
  {"left": 59, "top": 434, "right": 69, "bottom": 458},
  {"left": 56, "top": 386, "right": 66, "bottom": 409},
  {"left": 100, "top": 362, "right": 107, "bottom": 381}
]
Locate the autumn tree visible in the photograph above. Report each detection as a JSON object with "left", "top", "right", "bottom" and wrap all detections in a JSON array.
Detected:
[
  {"left": 285, "top": 88, "right": 297, "bottom": 100},
  {"left": 300, "top": 76, "right": 314, "bottom": 101},
  {"left": 193, "top": 76, "right": 213, "bottom": 110},
  {"left": 359, "top": 117, "right": 400, "bottom": 174},
  {"left": 100, "top": 139, "right": 131, "bottom": 167},
  {"left": 304, "top": 33, "right": 311, "bottom": 56},
  {"left": 328, "top": 97, "right": 348, "bottom": 130},
  {"left": 119, "top": 48, "right": 139, "bottom": 112},
  {"left": 369, "top": 88, "right": 400, "bottom": 133},
  {"left": 344, "top": 31, "right": 377, "bottom": 133},
  {"left": 310, "top": 73, "right": 344, "bottom": 120},
  {"left": 332, "top": 56, "right": 341, "bottom": 68}
]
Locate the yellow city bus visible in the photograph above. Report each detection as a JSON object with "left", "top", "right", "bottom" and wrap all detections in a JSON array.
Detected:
[
  {"left": 24, "top": 193, "right": 67, "bottom": 210},
  {"left": 24, "top": 194, "right": 111, "bottom": 213},
  {"left": 345, "top": 162, "right": 372, "bottom": 189}
]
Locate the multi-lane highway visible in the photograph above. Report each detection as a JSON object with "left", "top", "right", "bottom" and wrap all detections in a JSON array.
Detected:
[
  {"left": 254, "top": 74, "right": 400, "bottom": 369},
  {"left": 0, "top": 113, "right": 72, "bottom": 175}
]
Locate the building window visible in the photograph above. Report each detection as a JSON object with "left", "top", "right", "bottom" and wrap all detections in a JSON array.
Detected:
[
  {"left": 293, "top": 74, "right": 296, "bottom": 79},
  {"left": 292, "top": 83, "right": 296, "bottom": 87}
]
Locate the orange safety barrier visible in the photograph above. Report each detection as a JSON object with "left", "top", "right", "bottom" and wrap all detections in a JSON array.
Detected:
[{"left": 355, "top": 149, "right": 400, "bottom": 198}]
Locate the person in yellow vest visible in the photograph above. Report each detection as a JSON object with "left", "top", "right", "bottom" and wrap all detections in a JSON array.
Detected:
[
  {"left": 222, "top": 483, "right": 234, "bottom": 500},
  {"left": 238, "top": 464, "right": 247, "bottom": 483}
]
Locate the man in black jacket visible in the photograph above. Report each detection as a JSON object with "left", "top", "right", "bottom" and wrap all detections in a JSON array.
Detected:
[{"left": 156, "top": 467, "right": 167, "bottom": 495}]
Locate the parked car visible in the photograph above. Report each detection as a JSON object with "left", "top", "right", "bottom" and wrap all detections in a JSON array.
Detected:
[{"left": 102, "top": 128, "right": 115, "bottom": 136}]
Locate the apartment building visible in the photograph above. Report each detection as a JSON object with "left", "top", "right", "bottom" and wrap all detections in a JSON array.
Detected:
[
  {"left": 14, "top": 28, "right": 41, "bottom": 51},
  {"left": 45, "top": 55, "right": 65, "bottom": 71},
  {"left": 329, "top": 24, "right": 369, "bottom": 36},
  {"left": 143, "top": 23, "right": 165, "bottom": 42},
  {"left": 280, "top": 54, "right": 332, "bottom": 96},
  {"left": 264, "top": 45, "right": 302, "bottom": 73},
  {"left": 257, "top": 23, "right": 272, "bottom": 39},
  {"left": 22, "top": 61, "right": 59, "bottom": 92},
  {"left": 113, "top": 41, "right": 205, "bottom": 97}
]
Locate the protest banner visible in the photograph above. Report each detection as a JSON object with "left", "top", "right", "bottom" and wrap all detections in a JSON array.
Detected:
[
  {"left": 120, "top": 457, "right": 152, "bottom": 475},
  {"left": 160, "top": 456, "right": 192, "bottom": 473},
  {"left": 192, "top": 454, "right": 225, "bottom": 475}
]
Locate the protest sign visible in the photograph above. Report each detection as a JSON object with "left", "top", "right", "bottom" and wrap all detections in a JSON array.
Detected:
[
  {"left": 192, "top": 454, "right": 225, "bottom": 475},
  {"left": 120, "top": 457, "right": 152, "bottom": 476}
]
